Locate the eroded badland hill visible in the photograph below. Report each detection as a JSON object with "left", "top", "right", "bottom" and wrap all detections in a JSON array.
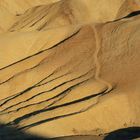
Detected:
[{"left": 0, "top": 0, "right": 140, "bottom": 139}]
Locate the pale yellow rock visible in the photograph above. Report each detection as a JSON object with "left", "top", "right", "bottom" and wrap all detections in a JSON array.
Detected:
[
  {"left": 0, "top": 0, "right": 140, "bottom": 139},
  {"left": 0, "top": 0, "right": 60, "bottom": 32}
]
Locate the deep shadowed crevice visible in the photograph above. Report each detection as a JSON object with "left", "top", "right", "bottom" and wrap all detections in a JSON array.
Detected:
[
  {"left": 104, "top": 127, "right": 140, "bottom": 140},
  {"left": 119, "top": 10, "right": 140, "bottom": 20},
  {"left": 9, "top": 88, "right": 107, "bottom": 126},
  {"left": 125, "top": 10, "right": 140, "bottom": 18},
  {"left": 107, "top": 10, "right": 140, "bottom": 23}
]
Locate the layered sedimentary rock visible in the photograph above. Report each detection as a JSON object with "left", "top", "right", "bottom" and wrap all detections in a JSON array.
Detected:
[
  {"left": 0, "top": 0, "right": 140, "bottom": 139},
  {"left": 0, "top": 0, "right": 60, "bottom": 32}
]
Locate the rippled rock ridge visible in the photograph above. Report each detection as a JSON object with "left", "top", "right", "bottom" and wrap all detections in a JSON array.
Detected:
[{"left": 0, "top": 0, "right": 140, "bottom": 139}]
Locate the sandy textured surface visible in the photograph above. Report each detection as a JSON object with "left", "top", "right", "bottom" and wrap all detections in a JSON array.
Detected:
[{"left": 0, "top": 0, "right": 140, "bottom": 139}]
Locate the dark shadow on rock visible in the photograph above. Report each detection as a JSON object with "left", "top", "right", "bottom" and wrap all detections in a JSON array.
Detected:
[
  {"left": 1, "top": 123, "right": 140, "bottom": 140},
  {"left": 125, "top": 10, "right": 140, "bottom": 18},
  {"left": 104, "top": 127, "right": 140, "bottom": 140},
  {"left": 0, "top": 123, "right": 49, "bottom": 140},
  {"left": 107, "top": 10, "right": 140, "bottom": 23}
]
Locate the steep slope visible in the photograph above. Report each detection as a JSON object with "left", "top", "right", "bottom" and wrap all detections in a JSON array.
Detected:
[
  {"left": 0, "top": 0, "right": 140, "bottom": 139},
  {"left": 9, "top": 0, "right": 126, "bottom": 32},
  {"left": 116, "top": 0, "right": 140, "bottom": 18},
  {"left": 0, "top": 15, "right": 140, "bottom": 138},
  {"left": 0, "top": 0, "right": 60, "bottom": 15},
  {"left": 1, "top": 0, "right": 140, "bottom": 33},
  {"left": 0, "top": 0, "right": 60, "bottom": 33}
]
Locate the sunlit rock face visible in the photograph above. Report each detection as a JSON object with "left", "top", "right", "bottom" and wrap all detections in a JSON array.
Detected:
[{"left": 0, "top": 0, "right": 140, "bottom": 139}]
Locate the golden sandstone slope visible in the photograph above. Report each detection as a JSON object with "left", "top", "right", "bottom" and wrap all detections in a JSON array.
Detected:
[{"left": 0, "top": 0, "right": 140, "bottom": 139}]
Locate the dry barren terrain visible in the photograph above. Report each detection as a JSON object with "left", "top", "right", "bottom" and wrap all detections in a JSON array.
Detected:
[{"left": 0, "top": 0, "right": 140, "bottom": 139}]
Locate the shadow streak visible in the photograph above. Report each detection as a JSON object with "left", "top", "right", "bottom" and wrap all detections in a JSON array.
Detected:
[
  {"left": 0, "top": 123, "right": 140, "bottom": 140},
  {"left": 104, "top": 127, "right": 140, "bottom": 140},
  {"left": 0, "top": 123, "right": 49, "bottom": 140},
  {"left": 107, "top": 10, "right": 140, "bottom": 23},
  {"left": 125, "top": 10, "right": 140, "bottom": 18}
]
